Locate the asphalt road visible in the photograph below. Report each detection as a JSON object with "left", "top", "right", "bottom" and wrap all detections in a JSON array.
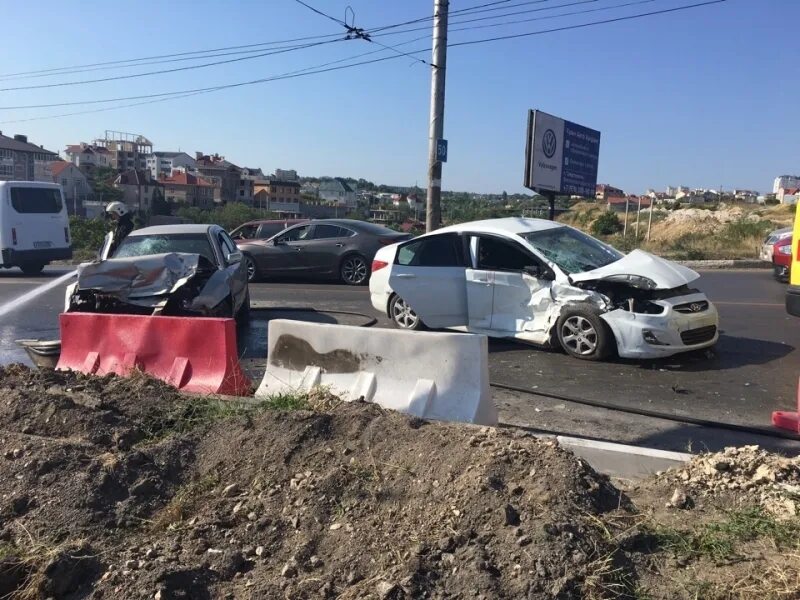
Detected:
[{"left": 0, "top": 266, "right": 798, "bottom": 454}]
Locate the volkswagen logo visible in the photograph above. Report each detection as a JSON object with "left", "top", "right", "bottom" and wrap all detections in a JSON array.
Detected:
[
  {"left": 542, "top": 129, "right": 557, "bottom": 159},
  {"left": 690, "top": 303, "right": 703, "bottom": 312}
]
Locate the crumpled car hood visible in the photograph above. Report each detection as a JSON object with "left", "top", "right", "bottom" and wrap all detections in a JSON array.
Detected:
[
  {"left": 569, "top": 249, "right": 699, "bottom": 289},
  {"left": 76, "top": 252, "right": 209, "bottom": 300}
]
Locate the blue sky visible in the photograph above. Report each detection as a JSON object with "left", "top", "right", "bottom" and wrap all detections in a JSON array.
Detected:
[{"left": 0, "top": 0, "right": 795, "bottom": 194}]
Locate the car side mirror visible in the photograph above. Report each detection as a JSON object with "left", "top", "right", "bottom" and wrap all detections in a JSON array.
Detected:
[{"left": 226, "top": 250, "right": 243, "bottom": 264}]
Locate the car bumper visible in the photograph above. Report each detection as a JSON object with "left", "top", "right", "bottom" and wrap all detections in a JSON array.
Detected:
[
  {"left": 2, "top": 246, "right": 72, "bottom": 266},
  {"left": 601, "top": 294, "right": 720, "bottom": 359},
  {"left": 370, "top": 289, "right": 391, "bottom": 315}
]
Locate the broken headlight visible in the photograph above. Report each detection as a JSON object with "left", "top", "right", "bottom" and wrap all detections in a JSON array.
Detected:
[{"left": 604, "top": 274, "right": 658, "bottom": 290}]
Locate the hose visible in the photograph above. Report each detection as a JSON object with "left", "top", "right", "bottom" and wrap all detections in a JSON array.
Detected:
[
  {"left": 491, "top": 381, "right": 800, "bottom": 442},
  {"left": 249, "top": 306, "right": 377, "bottom": 328}
]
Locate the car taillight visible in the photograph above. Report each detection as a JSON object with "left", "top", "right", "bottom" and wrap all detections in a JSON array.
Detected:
[
  {"left": 64, "top": 227, "right": 69, "bottom": 243},
  {"left": 11, "top": 228, "right": 16, "bottom": 245},
  {"left": 372, "top": 260, "right": 389, "bottom": 272}
]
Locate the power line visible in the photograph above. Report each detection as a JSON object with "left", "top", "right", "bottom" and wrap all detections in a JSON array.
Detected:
[
  {"left": 0, "top": 38, "right": 346, "bottom": 92},
  {"left": 293, "top": 0, "right": 349, "bottom": 27},
  {"left": 0, "top": 0, "right": 727, "bottom": 121}
]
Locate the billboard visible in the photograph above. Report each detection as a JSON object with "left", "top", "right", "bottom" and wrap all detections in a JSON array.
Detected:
[{"left": 524, "top": 109, "right": 601, "bottom": 197}]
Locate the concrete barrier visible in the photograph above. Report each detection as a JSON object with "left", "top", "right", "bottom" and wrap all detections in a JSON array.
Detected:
[{"left": 255, "top": 319, "right": 496, "bottom": 426}]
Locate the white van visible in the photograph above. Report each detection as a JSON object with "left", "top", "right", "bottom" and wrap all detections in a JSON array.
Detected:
[{"left": 0, "top": 181, "right": 72, "bottom": 275}]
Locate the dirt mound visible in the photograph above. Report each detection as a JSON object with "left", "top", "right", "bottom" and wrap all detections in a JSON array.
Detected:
[
  {"left": 648, "top": 206, "right": 760, "bottom": 241},
  {"left": 0, "top": 366, "right": 627, "bottom": 599},
  {"left": 658, "top": 445, "right": 800, "bottom": 518}
]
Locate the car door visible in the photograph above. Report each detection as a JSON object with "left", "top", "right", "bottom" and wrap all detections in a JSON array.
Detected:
[
  {"left": 259, "top": 224, "right": 313, "bottom": 275},
  {"left": 471, "top": 235, "right": 553, "bottom": 334},
  {"left": 303, "top": 224, "right": 349, "bottom": 274},
  {"left": 388, "top": 232, "right": 468, "bottom": 328},
  {"left": 216, "top": 229, "right": 247, "bottom": 308}
]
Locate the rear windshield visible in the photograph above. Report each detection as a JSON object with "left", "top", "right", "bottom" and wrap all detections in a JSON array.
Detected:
[
  {"left": 10, "top": 187, "right": 63, "bottom": 214},
  {"left": 113, "top": 233, "right": 216, "bottom": 263}
]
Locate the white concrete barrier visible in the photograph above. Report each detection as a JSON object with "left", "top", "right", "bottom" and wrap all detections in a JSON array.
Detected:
[{"left": 255, "top": 320, "right": 496, "bottom": 426}]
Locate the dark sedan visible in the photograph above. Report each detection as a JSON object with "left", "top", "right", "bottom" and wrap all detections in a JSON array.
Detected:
[{"left": 237, "top": 219, "right": 411, "bottom": 285}]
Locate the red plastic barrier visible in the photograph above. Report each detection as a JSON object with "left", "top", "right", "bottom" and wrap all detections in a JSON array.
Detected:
[
  {"left": 57, "top": 313, "right": 251, "bottom": 396},
  {"left": 772, "top": 376, "right": 800, "bottom": 434}
]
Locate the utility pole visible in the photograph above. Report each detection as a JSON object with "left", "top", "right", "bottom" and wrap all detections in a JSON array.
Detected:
[{"left": 426, "top": 0, "right": 449, "bottom": 233}]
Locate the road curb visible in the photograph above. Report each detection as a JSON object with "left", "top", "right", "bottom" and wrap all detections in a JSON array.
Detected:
[
  {"left": 676, "top": 259, "right": 769, "bottom": 269},
  {"left": 556, "top": 435, "right": 691, "bottom": 480}
]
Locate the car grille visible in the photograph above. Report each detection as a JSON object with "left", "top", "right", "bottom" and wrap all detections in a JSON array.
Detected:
[
  {"left": 680, "top": 325, "right": 717, "bottom": 345},
  {"left": 674, "top": 300, "right": 710, "bottom": 314}
]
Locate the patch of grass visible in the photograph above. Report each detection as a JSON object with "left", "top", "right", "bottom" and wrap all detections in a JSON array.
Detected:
[
  {"left": 262, "top": 392, "right": 310, "bottom": 411},
  {"left": 653, "top": 507, "right": 800, "bottom": 562},
  {"left": 153, "top": 472, "right": 220, "bottom": 529}
]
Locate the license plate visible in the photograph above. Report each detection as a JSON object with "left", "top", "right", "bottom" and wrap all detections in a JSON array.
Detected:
[{"left": 33, "top": 241, "right": 52, "bottom": 249}]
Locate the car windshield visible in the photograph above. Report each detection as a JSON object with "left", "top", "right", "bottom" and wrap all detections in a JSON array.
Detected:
[
  {"left": 113, "top": 233, "right": 216, "bottom": 263},
  {"left": 520, "top": 227, "right": 623, "bottom": 274}
]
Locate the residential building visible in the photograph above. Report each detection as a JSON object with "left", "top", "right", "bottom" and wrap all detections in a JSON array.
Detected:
[
  {"left": 241, "top": 167, "right": 265, "bottom": 180},
  {"left": 51, "top": 161, "right": 92, "bottom": 214},
  {"left": 666, "top": 185, "right": 690, "bottom": 197},
  {"left": 253, "top": 179, "right": 301, "bottom": 210},
  {"left": 194, "top": 152, "right": 241, "bottom": 204},
  {"left": 779, "top": 188, "right": 800, "bottom": 205},
  {"left": 64, "top": 143, "right": 112, "bottom": 175},
  {"left": 319, "top": 178, "right": 356, "bottom": 207},
  {"left": 93, "top": 131, "right": 153, "bottom": 172},
  {"left": 733, "top": 189, "right": 759, "bottom": 203},
  {"left": 114, "top": 169, "right": 158, "bottom": 213},
  {"left": 274, "top": 168, "right": 298, "bottom": 181},
  {"left": 595, "top": 184, "right": 625, "bottom": 202},
  {"left": 238, "top": 175, "right": 254, "bottom": 204},
  {"left": 159, "top": 171, "right": 215, "bottom": 209},
  {"left": 145, "top": 151, "right": 196, "bottom": 180},
  {"left": 0, "top": 132, "right": 58, "bottom": 182},
  {"left": 774, "top": 176, "right": 800, "bottom": 194}
]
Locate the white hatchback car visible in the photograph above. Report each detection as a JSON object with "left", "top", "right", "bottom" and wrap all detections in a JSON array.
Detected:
[{"left": 369, "top": 217, "right": 719, "bottom": 361}]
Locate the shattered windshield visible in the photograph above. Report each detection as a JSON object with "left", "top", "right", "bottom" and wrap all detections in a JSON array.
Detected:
[
  {"left": 520, "top": 227, "right": 623, "bottom": 274},
  {"left": 114, "top": 234, "right": 216, "bottom": 263}
]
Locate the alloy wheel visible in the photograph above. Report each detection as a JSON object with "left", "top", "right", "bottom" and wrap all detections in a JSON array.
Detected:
[
  {"left": 561, "top": 315, "right": 598, "bottom": 356},
  {"left": 342, "top": 256, "right": 368, "bottom": 285},
  {"left": 392, "top": 297, "right": 420, "bottom": 329},
  {"left": 244, "top": 256, "right": 256, "bottom": 282}
]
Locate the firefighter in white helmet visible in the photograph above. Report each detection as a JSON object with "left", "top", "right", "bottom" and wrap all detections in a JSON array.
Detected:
[{"left": 105, "top": 201, "right": 134, "bottom": 256}]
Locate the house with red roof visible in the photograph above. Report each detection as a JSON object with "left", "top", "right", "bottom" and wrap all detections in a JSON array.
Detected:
[{"left": 159, "top": 171, "right": 216, "bottom": 209}]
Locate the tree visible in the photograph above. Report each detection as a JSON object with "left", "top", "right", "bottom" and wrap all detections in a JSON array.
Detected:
[
  {"left": 91, "top": 166, "right": 123, "bottom": 205},
  {"left": 151, "top": 186, "right": 171, "bottom": 216},
  {"left": 590, "top": 211, "right": 623, "bottom": 236}
]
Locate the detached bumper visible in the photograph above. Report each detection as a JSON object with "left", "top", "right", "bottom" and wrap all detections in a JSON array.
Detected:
[
  {"left": 787, "top": 286, "right": 800, "bottom": 317},
  {"left": 2, "top": 246, "right": 72, "bottom": 266}
]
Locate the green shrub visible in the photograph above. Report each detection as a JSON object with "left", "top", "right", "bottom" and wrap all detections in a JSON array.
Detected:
[
  {"left": 69, "top": 216, "right": 107, "bottom": 253},
  {"left": 590, "top": 211, "right": 623, "bottom": 236}
]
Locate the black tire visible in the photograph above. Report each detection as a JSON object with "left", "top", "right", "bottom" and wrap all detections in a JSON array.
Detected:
[
  {"left": 389, "top": 294, "right": 425, "bottom": 331},
  {"left": 20, "top": 263, "right": 45, "bottom": 276},
  {"left": 243, "top": 254, "right": 259, "bottom": 283},
  {"left": 340, "top": 254, "right": 369, "bottom": 286},
  {"left": 236, "top": 290, "right": 251, "bottom": 326},
  {"left": 556, "top": 306, "right": 615, "bottom": 361}
]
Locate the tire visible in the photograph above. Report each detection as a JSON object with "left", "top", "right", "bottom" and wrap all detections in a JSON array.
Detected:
[
  {"left": 243, "top": 254, "right": 259, "bottom": 283},
  {"left": 20, "top": 263, "right": 45, "bottom": 276},
  {"left": 389, "top": 295, "right": 425, "bottom": 331},
  {"left": 556, "top": 306, "right": 615, "bottom": 361},
  {"left": 236, "top": 290, "right": 251, "bottom": 326},
  {"left": 340, "top": 254, "right": 369, "bottom": 286}
]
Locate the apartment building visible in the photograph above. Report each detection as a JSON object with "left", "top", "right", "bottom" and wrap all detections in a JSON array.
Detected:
[{"left": 0, "top": 132, "right": 58, "bottom": 182}]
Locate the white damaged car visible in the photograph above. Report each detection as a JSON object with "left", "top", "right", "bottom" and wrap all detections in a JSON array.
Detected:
[{"left": 369, "top": 217, "right": 718, "bottom": 361}]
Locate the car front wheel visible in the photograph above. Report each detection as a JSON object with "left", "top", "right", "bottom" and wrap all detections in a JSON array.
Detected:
[
  {"left": 340, "top": 254, "right": 368, "bottom": 286},
  {"left": 389, "top": 295, "right": 424, "bottom": 330},
  {"left": 556, "top": 307, "right": 614, "bottom": 361},
  {"left": 243, "top": 254, "right": 258, "bottom": 283}
]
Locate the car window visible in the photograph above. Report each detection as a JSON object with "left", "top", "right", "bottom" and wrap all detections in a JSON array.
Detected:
[
  {"left": 218, "top": 231, "right": 237, "bottom": 255},
  {"left": 278, "top": 225, "right": 312, "bottom": 242},
  {"left": 520, "top": 227, "right": 623, "bottom": 274},
  {"left": 396, "top": 233, "right": 464, "bottom": 267},
  {"left": 232, "top": 224, "right": 257, "bottom": 240},
  {"left": 114, "top": 234, "right": 216, "bottom": 263},
  {"left": 476, "top": 236, "right": 533, "bottom": 272},
  {"left": 257, "top": 224, "right": 289, "bottom": 239},
  {"left": 10, "top": 187, "right": 63, "bottom": 214},
  {"left": 312, "top": 225, "right": 346, "bottom": 240}
]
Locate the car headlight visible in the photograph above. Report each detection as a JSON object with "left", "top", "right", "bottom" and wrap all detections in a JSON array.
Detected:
[
  {"left": 779, "top": 245, "right": 793, "bottom": 255},
  {"left": 604, "top": 274, "right": 658, "bottom": 290}
]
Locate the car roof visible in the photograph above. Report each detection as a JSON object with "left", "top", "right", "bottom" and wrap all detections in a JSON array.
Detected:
[
  {"left": 128, "top": 224, "right": 215, "bottom": 236},
  {"left": 243, "top": 219, "right": 307, "bottom": 226},
  {"left": 436, "top": 217, "right": 565, "bottom": 236}
]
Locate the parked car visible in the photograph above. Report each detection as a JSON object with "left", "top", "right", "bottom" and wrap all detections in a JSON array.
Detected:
[
  {"left": 230, "top": 219, "right": 307, "bottom": 243},
  {"left": 237, "top": 219, "right": 411, "bottom": 285},
  {"left": 760, "top": 226, "right": 792, "bottom": 263},
  {"left": 65, "top": 224, "right": 250, "bottom": 321},
  {"left": 772, "top": 234, "right": 793, "bottom": 282},
  {"left": 370, "top": 217, "right": 719, "bottom": 361},
  {"left": 0, "top": 181, "right": 72, "bottom": 275}
]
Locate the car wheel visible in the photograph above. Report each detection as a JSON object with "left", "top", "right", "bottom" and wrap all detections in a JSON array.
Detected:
[
  {"left": 389, "top": 295, "right": 425, "bottom": 330},
  {"left": 340, "top": 254, "right": 368, "bottom": 286},
  {"left": 556, "top": 307, "right": 614, "bottom": 361},
  {"left": 243, "top": 254, "right": 259, "bottom": 283},
  {"left": 20, "top": 263, "right": 45, "bottom": 276}
]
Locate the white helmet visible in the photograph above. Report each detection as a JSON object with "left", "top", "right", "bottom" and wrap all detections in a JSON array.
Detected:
[{"left": 105, "top": 201, "right": 130, "bottom": 217}]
